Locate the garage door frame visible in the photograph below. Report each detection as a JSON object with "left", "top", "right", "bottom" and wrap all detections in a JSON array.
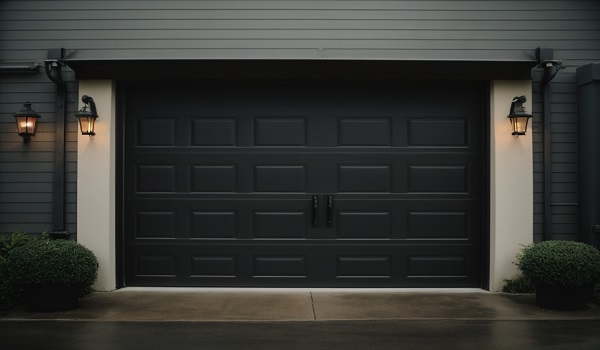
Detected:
[
  {"left": 117, "top": 79, "right": 489, "bottom": 288},
  {"left": 75, "top": 62, "right": 533, "bottom": 292}
]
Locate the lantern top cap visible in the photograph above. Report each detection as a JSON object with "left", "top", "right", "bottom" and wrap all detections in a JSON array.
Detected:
[
  {"left": 508, "top": 95, "right": 533, "bottom": 118},
  {"left": 13, "top": 102, "right": 41, "bottom": 118},
  {"left": 75, "top": 108, "right": 98, "bottom": 119}
]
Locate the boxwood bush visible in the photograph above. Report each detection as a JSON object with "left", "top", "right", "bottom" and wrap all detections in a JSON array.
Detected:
[
  {"left": 6, "top": 239, "right": 99, "bottom": 293},
  {"left": 0, "top": 232, "right": 35, "bottom": 310},
  {"left": 517, "top": 240, "right": 600, "bottom": 287}
]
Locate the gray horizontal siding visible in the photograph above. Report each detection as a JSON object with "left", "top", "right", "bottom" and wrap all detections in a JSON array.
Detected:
[
  {"left": 2, "top": 1, "right": 598, "bottom": 11},
  {"left": 1, "top": 0, "right": 600, "bottom": 243},
  {"left": 2, "top": 1, "right": 599, "bottom": 62},
  {"left": 1, "top": 9, "right": 598, "bottom": 21},
  {"left": 532, "top": 69, "right": 582, "bottom": 242},
  {"left": 2, "top": 19, "right": 599, "bottom": 31},
  {"left": 0, "top": 70, "right": 78, "bottom": 236}
]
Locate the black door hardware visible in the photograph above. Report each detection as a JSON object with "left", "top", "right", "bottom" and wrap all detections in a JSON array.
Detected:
[
  {"left": 312, "top": 195, "right": 319, "bottom": 227},
  {"left": 326, "top": 195, "right": 334, "bottom": 227}
]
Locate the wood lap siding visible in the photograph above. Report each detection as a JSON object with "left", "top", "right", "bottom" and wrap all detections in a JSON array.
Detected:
[
  {"left": 532, "top": 71, "right": 582, "bottom": 242},
  {"left": 1, "top": 0, "right": 600, "bottom": 241},
  {"left": 0, "top": 74, "right": 79, "bottom": 236},
  {"left": 1, "top": 1, "right": 599, "bottom": 61}
]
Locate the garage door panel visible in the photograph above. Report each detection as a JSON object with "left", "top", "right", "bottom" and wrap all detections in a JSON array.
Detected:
[
  {"left": 128, "top": 155, "right": 479, "bottom": 195},
  {"left": 408, "top": 165, "right": 468, "bottom": 193},
  {"left": 136, "top": 211, "right": 177, "bottom": 239},
  {"left": 254, "top": 165, "right": 307, "bottom": 192},
  {"left": 127, "top": 196, "right": 480, "bottom": 241},
  {"left": 192, "top": 118, "right": 238, "bottom": 147},
  {"left": 129, "top": 117, "right": 479, "bottom": 151},
  {"left": 407, "top": 256, "right": 469, "bottom": 278},
  {"left": 191, "top": 211, "right": 237, "bottom": 239},
  {"left": 408, "top": 118, "right": 468, "bottom": 147},
  {"left": 191, "top": 165, "right": 237, "bottom": 192},
  {"left": 125, "top": 243, "right": 480, "bottom": 287},
  {"left": 337, "top": 211, "right": 392, "bottom": 239},
  {"left": 123, "top": 79, "right": 485, "bottom": 287},
  {"left": 337, "top": 165, "right": 392, "bottom": 192},
  {"left": 136, "top": 165, "right": 176, "bottom": 193},
  {"left": 408, "top": 211, "right": 469, "bottom": 240},
  {"left": 337, "top": 256, "right": 392, "bottom": 278},
  {"left": 135, "top": 255, "right": 178, "bottom": 278},
  {"left": 255, "top": 117, "right": 307, "bottom": 146},
  {"left": 191, "top": 256, "right": 237, "bottom": 278},
  {"left": 339, "top": 118, "right": 392, "bottom": 146},
  {"left": 254, "top": 211, "right": 307, "bottom": 239},
  {"left": 128, "top": 197, "right": 319, "bottom": 240},
  {"left": 253, "top": 256, "right": 308, "bottom": 278},
  {"left": 137, "top": 118, "right": 177, "bottom": 147},
  {"left": 330, "top": 197, "right": 480, "bottom": 241}
]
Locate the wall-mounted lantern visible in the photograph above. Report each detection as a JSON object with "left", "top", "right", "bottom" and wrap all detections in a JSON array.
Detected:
[
  {"left": 75, "top": 95, "right": 99, "bottom": 136},
  {"left": 507, "top": 95, "right": 533, "bottom": 136},
  {"left": 13, "top": 102, "right": 41, "bottom": 142}
]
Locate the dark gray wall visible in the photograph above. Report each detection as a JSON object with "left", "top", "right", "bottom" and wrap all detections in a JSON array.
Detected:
[
  {"left": 1, "top": 0, "right": 600, "bottom": 240},
  {"left": 532, "top": 72, "right": 581, "bottom": 242},
  {"left": 1, "top": 1, "right": 599, "bottom": 61},
  {"left": 0, "top": 71, "right": 78, "bottom": 235}
]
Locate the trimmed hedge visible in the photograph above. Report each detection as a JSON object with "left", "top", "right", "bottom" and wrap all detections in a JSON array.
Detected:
[
  {"left": 517, "top": 240, "right": 600, "bottom": 287},
  {"left": 0, "top": 232, "right": 35, "bottom": 310},
  {"left": 1, "top": 233, "right": 99, "bottom": 310},
  {"left": 7, "top": 239, "right": 98, "bottom": 287}
]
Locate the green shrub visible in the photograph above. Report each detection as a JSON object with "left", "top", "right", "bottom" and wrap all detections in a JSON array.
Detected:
[
  {"left": 517, "top": 240, "right": 600, "bottom": 287},
  {"left": 0, "top": 256, "right": 15, "bottom": 310},
  {"left": 0, "top": 232, "right": 36, "bottom": 310},
  {"left": 0, "top": 231, "right": 34, "bottom": 258},
  {"left": 6, "top": 239, "right": 99, "bottom": 291}
]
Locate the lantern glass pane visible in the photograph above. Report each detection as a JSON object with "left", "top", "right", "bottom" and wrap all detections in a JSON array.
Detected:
[
  {"left": 516, "top": 117, "right": 528, "bottom": 134},
  {"left": 79, "top": 116, "right": 95, "bottom": 135},
  {"left": 510, "top": 116, "right": 530, "bottom": 135},
  {"left": 15, "top": 116, "right": 36, "bottom": 136},
  {"left": 87, "top": 118, "right": 95, "bottom": 134}
]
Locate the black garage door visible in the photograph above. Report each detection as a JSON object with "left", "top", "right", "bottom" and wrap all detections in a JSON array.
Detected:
[{"left": 121, "top": 79, "right": 485, "bottom": 287}]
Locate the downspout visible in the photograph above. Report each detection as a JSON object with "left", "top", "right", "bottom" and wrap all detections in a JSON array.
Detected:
[
  {"left": 44, "top": 48, "right": 69, "bottom": 239},
  {"left": 536, "top": 48, "right": 563, "bottom": 241}
]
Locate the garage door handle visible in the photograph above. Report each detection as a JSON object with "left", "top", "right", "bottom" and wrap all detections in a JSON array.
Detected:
[
  {"left": 326, "top": 195, "right": 334, "bottom": 227},
  {"left": 312, "top": 195, "right": 319, "bottom": 227}
]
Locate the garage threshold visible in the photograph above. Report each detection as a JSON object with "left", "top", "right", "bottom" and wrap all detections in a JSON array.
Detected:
[{"left": 118, "top": 287, "right": 487, "bottom": 294}]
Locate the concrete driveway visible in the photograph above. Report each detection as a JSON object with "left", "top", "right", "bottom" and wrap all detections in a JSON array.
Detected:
[{"left": 2, "top": 288, "right": 600, "bottom": 349}]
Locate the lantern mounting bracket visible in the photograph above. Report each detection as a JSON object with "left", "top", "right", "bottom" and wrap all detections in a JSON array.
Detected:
[
  {"left": 509, "top": 95, "right": 527, "bottom": 115},
  {"left": 82, "top": 95, "right": 97, "bottom": 115}
]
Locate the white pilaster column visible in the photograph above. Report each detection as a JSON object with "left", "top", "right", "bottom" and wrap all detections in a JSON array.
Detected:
[
  {"left": 77, "top": 80, "right": 116, "bottom": 291},
  {"left": 489, "top": 80, "right": 534, "bottom": 291}
]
